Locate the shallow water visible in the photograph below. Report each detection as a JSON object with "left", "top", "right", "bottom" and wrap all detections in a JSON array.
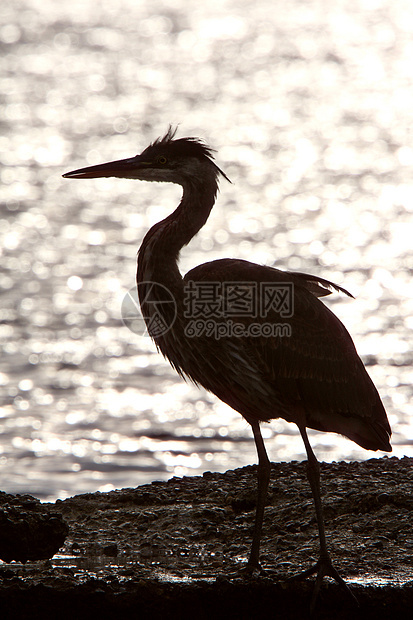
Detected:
[{"left": 1, "top": 0, "right": 413, "bottom": 501}]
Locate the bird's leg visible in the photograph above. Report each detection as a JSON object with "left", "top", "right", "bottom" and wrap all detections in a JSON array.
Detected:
[
  {"left": 246, "top": 420, "right": 271, "bottom": 572},
  {"left": 292, "top": 426, "right": 358, "bottom": 611}
]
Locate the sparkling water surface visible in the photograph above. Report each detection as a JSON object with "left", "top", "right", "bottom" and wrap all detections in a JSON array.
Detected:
[{"left": 1, "top": 0, "right": 413, "bottom": 501}]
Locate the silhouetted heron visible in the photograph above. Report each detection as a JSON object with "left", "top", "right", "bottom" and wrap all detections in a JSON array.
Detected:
[{"left": 63, "top": 127, "right": 391, "bottom": 609}]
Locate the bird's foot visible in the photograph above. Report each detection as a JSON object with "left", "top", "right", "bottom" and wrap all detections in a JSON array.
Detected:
[
  {"left": 288, "top": 554, "right": 358, "bottom": 613},
  {"left": 225, "top": 559, "right": 263, "bottom": 579},
  {"left": 243, "top": 560, "right": 263, "bottom": 577}
]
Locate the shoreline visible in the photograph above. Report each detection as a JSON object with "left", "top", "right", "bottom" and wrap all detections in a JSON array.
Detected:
[{"left": 1, "top": 457, "right": 412, "bottom": 618}]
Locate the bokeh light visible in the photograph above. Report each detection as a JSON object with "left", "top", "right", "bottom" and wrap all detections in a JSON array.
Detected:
[{"left": 0, "top": 0, "right": 412, "bottom": 500}]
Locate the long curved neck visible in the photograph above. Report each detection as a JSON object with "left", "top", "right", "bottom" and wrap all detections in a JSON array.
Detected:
[{"left": 137, "top": 177, "right": 218, "bottom": 289}]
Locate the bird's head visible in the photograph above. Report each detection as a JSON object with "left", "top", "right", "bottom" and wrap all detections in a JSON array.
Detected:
[{"left": 63, "top": 126, "right": 230, "bottom": 187}]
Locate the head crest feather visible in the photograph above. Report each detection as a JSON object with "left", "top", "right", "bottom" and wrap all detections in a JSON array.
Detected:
[{"left": 144, "top": 126, "right": 230, "bottom": 183}]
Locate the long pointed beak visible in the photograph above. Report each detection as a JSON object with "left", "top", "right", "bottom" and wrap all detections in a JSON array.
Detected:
[{"left": 62, "top": 156, "right": 146, "bottom": 179}]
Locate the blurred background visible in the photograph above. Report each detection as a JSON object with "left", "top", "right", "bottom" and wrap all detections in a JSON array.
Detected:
[{"left": 1, "top": 0, "right": 412, "bottom": 502}]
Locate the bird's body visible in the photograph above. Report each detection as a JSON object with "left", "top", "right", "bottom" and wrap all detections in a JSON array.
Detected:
[
  {"left": 141, "top": 254, "right": 389, "bottom": 451},
  {"left": 64, "top": 127, "right": 391, "bottom": 609}
]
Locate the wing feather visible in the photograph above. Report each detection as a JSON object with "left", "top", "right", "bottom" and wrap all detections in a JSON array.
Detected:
[{"left": 184, "top": 258, "right": 391, "bottom": 451}]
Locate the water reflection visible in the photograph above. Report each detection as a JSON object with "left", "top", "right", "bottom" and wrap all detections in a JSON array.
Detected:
[{"left": 1, "top": 0, "right": 412, "bottom": 501}]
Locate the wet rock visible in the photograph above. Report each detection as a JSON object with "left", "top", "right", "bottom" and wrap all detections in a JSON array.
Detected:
[
  {"left": 1, "top": 458, "right": 413, "bottom": 619},
  {"left": 0, "top": 502, "right": 69, "bottom": 563}
]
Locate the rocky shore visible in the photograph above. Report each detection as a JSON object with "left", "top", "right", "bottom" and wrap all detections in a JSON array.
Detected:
[{"left": 1, "top": 457, "right": 413, "bottom": 619}]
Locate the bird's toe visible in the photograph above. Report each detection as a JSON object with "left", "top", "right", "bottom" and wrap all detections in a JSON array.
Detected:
[{"left": 288, "top": 554, "right": 358, "bottom": 613}]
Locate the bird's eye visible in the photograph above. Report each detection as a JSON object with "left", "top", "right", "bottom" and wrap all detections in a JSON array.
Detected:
[{"left": 157, "top": 156, "right": 167, "bottom": 165}]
